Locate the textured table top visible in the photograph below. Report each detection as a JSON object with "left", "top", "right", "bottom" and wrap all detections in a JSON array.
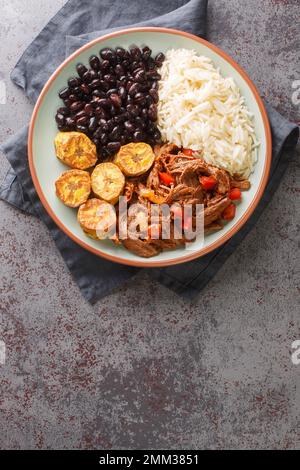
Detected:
[{"left": 0, "top": 0, "right": 299, "bottom": 450}]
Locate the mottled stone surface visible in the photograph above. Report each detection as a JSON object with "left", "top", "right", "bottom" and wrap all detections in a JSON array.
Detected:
[{"left": 0, "top": 0, "right": 299, "bottom": 450}]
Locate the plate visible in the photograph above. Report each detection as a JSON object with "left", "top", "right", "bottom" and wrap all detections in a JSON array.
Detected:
[{"left": 28, "top": 27, "right": 272, "bottom": 267}]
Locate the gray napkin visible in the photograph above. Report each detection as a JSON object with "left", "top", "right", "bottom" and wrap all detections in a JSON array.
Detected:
[{"left": 0, "top": 0, "right": 298, "bottom": 303}]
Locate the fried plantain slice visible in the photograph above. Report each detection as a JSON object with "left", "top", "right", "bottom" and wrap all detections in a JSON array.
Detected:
[
  {"left": 114, "top": 142, "right": 155, "bottom": 176},
  {"left": 54, "top": 131, "right": 97, "bottom": 169},
  {"left": 91, "top": 162, "right": 125, "bottom": 205},
  {"left": 78, "top": 198, "right": 116, "bottom": 240},
  {"left": 55, "top": 169, "right": 91, "bottom": 207}
]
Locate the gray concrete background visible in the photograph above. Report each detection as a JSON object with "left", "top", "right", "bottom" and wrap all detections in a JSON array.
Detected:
[{"left": 0, "top": 0, "right": 299, "bottom": 450}]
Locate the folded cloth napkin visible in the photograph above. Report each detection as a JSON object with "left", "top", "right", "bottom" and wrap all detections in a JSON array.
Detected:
[{"left": 0, "top": 0, "right": 299, "bottom": 303}]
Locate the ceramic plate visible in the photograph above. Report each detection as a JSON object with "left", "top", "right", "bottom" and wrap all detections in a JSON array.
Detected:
[{"left": 28, "top": 27, "right": 272, "bottom": 267}]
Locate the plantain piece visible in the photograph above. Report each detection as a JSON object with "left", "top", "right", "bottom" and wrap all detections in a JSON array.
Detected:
[
  {"left": 91, "top": 162, "right": 125, "bottom": 205},
  {"left": 78, "top": 198, "right": 116, "bottom": 240},
  {"left": 114, "top": 142, "right": 155, "bottom": 177},
  {"left": 54, "top": 131, "right": 97, "bottom": 170},
  {"left": 55, "top": 169, "right": 91, "bottom": 207}
]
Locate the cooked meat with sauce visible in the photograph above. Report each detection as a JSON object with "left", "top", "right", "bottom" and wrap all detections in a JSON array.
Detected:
[{"left": 117, "top": 145, "right": 250, "bottom": 257}]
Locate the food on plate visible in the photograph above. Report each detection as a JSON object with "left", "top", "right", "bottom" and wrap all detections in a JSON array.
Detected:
[
  {"left": 157, "top": 49, "right": 258, "bottom": 177},
  {"left": 114, "top": 142, "right": 155, "bottom": 176},
  {"left": 78, "top": 198, "right": 116, "bottom": 239},
  {"left": 55, "top": 169, "right": 91, "bottom": 207},
  {"left": 91, "top": 162, "right": 125, "bottom": 204},
  {"left": 55, "top": 45, "right": 165, "bottom": 159},
  {"left": 116, "top": 143, "right": 250, "bottom": 257},
  {"left": 53, "top": 45, "right": 258, "bottom": 258},
  {"left": 54, "top": 131, "right": 97, "bottom": 169}
]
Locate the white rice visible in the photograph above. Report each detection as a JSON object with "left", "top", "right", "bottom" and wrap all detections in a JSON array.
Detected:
[{"left": 157, "top": 49, "right": 259, "bottom": 177}]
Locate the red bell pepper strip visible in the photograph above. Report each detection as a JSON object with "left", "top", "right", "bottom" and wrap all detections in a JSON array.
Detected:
[
  {"left": 158, "top": 172, "right": 175, "bottom": 186},
  {"left": 222, "top": 203, "right": 236, "bottom": 220},
  {"left": 200, "top": 175, "right": 217, "bottom": 191}
]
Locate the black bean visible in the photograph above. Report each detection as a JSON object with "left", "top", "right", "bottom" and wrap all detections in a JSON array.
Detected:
[
  {"left": 109, "top": 126, "right": 121, "bottom": 140},
  {"left": 151, "top": 80, "right": 159, "bottom": 90},
  {"left": 90, "top": 79, "right": 102, "bottom": 89},
  {"left": 55, "top": 113, "right": 65, "bottom": 126},
  {"left": 98, "top": 119, "right": 109, "bottom": 132},
  {"left": 134, "top": 69, "right": 146, "bottom": 83},
  {"left": 75, "top": 110, "right": 87, "bottom": 120},
  {"left": 100, "top": 59, "right": 110, "bottom": 72},
  {"left": 122, "top": 59, "right": 130, "bottom": 69},
  {"left": 65, "top": 117, "right": 75, "bottom": 128},
  {"left": 88, "top": 116, "right": 97, "bottom": 132},
  {"left": 109, "top": 104, "right": 117, "bottom": 117},
  {"left": 107, "top": 142, "right": 121, "bottom": 154},
  {"left": 100, "top": 133, "right": 108, "bottom": 145},
  {"left": 116, "top": 47, "right": 126, "bottom": 58},
  {"left": 92, "top": 89, "right": 106, "bottom": 98},
  {"left": 80, "top": 83, "right": 90, "bottom": 95},
  {"left": 146, "top": 70, "right": 161, "bottom": 81},
  {"left": 119, "top": 134, "right": 127, "bottom": 145},
  {"left": 155, "top": 52, "right": 165, "bottom": 64},
  {"left": 118, "top": 76, "right": 127, "bottom": 86},
  {"left": 84, "top": 103, "right": 93, "bottom": 116},
  {"left": 103, "top": 74, "right": 115, "bottom": 86},
  {"left": 89, "top": 55, "right": 101, "bottom": 70},
  {"left": 142, "top": 46, "right": 152, "bottom": 59},
  {"left": 124, "top": 121, "right": 135, "bottom": 133},
  {"left": 100, "top": 48, "right": 115, "bottom": 61},
  {"left": 63, "top": 98, "right": 72, "bottom": 108},
  {"left": 126, "top": 95, "right": 133, "bottom": 105},
  {"left": 57, "top": 106, "right": 70, "bottom": 116},
  {"left": 73, "top": 87, "right": 84, "bottom": 99},
  {"left": 95, "top": 107, "right": 106, "bottom": 119},
  {"left": 82, "top": 71, "right": 93, "bottom": 83},
  {"left": 76, "top": 124, "right": 88, "bottom": 133},
  {"left": 140, "top": 108, "right": 148, "bottom": 120},
  {"left": 130, "top": 61, "right": 139, "bottom": 72},
  {"left": 130, "top": 46, "right": 141, "bottom": 60},
  {"left": 76, "top": 116, "right": 88, "bottom": 126},
  {"left": 68, "top": 77, "right": 80, "bottom": 88},
  {"left": 76, "top": 63, "right": 88, "bottom": 78},
  {"left": 115, "top": 64, "right": 124, "bottom": 76},
  {"left": 133, "top": 130, "right": 144, "bottom": 142},
  {"left": 117, "top": 86, "right": 127, "bottom": 100},
  {"left": 126, "top": 104, "right": 140, "bottom": 117},
  {"left": 149, "top": 88, "right": 159, "bottom": 103},
  {"left": 106, "top": 88, "right": 117, "bottom": 96},
  {"left": 99, "top": 80, "right": 110, "bottom": 92},
  {"left": 148, "top": 103, "right": 157, "bottom": 121},
  {"left": 125, "top": 80, "right": 134, "bottom": 92},
  {"left": 135, "top": 116, "right": 146, "bottom": 129},
  {"left": 106, "top": 119, "right": 115, "bottom": 132},
  {"left": 89, "top": 70, "right": 98, "bottom": 80},
  {"left": 59, "top": 87, "right": 70, "bottom": 100},
  {"left": 114, "top": 114, "right": 126, "bottom": 124},
  {"left": 134, "top": 92, "right": 146, "bottom": 105},
  {"left": 70, "top": 101, "right": 85, "bottom": 112},
  {"left": 97, "top": 98, "right": 110, "bottom": 109},
  {"left": 93, "top": 127, "right": 103, "bottom": 139},
  {"left": 128, "top": 82, "right": 140, "bottom": 97},
  {"left": 108, "top": 93, "right": 121, "bottom": 108},
  {"left": 146, "top": 95, "right": 153, "bottom": 107}
]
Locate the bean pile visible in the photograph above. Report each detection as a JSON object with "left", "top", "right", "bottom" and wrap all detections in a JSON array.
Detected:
[{"left": 55, "top": 46, "right": 165, "bottom": 158}]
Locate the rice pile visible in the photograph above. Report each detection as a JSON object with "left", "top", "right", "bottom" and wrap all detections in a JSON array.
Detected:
[{"left": 157, "top": 49, "right": 259, "bottom": 177}]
